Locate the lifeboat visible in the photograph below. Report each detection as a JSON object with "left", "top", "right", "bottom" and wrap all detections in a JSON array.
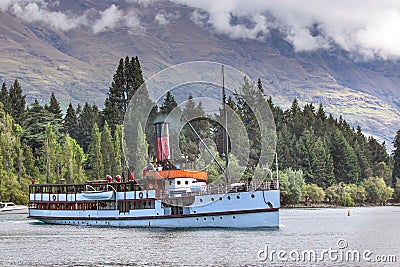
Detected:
[{"left": 82, "top": 190, "right": 114, "bottom": 200}]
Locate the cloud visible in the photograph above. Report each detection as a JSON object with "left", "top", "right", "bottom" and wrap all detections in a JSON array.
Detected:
[
  {"left": 92, "top": 4, "right": 123, "bottom": 34},
  {"left": 172, "top": 0, "right": 400, "bottom": 59},
  {"left": 92, "top": 5, "right": 142, "bottom": 34},
  {"left": 155, "top": 10, "right": 180, "bottom": 25},
  {"left": 1, "top": 1, "right": 142, "bottom": 33},
  {"left": 2, "top": 0, "right": 87, "bottom": 31}
]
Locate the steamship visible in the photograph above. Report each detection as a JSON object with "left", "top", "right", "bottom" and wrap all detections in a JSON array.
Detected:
[
  {"left": 28, "top": 66, "right": 280, "bottom": 228},
  {"left": 28, "top": 120, "right": 280, "bottom": 228}
]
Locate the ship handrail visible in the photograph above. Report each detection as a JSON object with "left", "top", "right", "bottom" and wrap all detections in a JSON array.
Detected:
[{"left": 156, "top": 181, "right": 277, "bottom": 199}]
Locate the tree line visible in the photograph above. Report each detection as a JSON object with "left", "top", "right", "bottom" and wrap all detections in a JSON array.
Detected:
[{"left": 0, "top": 56, "right": 399, "bottom": 206}]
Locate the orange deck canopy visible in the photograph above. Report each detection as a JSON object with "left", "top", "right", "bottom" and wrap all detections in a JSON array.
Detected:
[{"left": 144, "top": 169, "right": 208, "bottom": 182}]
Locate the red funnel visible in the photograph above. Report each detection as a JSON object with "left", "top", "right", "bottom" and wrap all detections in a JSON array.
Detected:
[{"left": 155, "top": 122, "right": 170, "bottom": 162}]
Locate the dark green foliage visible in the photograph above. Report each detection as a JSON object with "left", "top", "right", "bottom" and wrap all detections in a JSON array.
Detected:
[
  {"left": 101, "top": 121, "right": 117, "bottom": 177},
  {"left": 329, "top": 129, "right": 359, "bottom": 183},
  {"left": 0, "top": 65, "right": 394, "bottom": 206},
  {"left": 64, "top": 103, "right": 79, "bottom": 140},
  {"left": 76, "top": 103, "right": 102, "bottom": 152},
  {"left": 87, "top": 123, "right": 103, "bottom": 179},
  {"left": 45, "top": 92, "right": 63, "bottom": 120},
  {"left": 0, "top": 82, "right": 9, "bottom": 110},
  {"left": 180, "top": 94, "right": 209, "bottom": 161},
  {"left": 393, "top": 130, "right": 400, "bottom": 187},
  {"left": 21, "top": 99, "right": 62, "bottom": 157},
  {"left": 8, "top": 79, "right": 26, "bottom": 124},
  {"left": 103, "top": 56, "right": 145, "bottom": 132},
  {"left": 160, "top": 91, "right": 178, "bottom": 115}
]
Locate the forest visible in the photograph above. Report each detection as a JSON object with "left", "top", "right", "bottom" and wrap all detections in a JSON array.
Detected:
[{"left": 0, "top": 56, "right": 399, "bottom": 206}]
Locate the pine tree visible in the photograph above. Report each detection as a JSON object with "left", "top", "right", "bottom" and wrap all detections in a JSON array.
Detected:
[
  {"left": 76, "top": 103, "right": 101, "bottom": 152},
  {"left": 393, "top": 129, "right": 400, "bottom": 187},
  {"left": 330, "top": 129, "right": 359, "bottom": 183},
  {"left": 160, "top": 91, "right": 178, "bottom": 115},
  {"left": 313, "top": 138, "right": 335, "bottom": 187},
  {"left": 298, "top": 129, "right": 317, "bottom": 184},
  {"left": 8, "top": 79, "right": 25, "bottom": 124},
  {"left": 0, "top": 82, "right": 9, "bottom": 110},
  {"left": 21, "top": 99, "right": 61, "bottom": 157},
  {"left": 103, "top": 56, "right": 146, "bottom": 132},
  {"left": 180, "top": 94, "right": 209, "bottom": 160},
  {"left": 46, "top": 92, "right": 63, "bottom": 120},
  {"left": 64, "top": 103, "right": 78, "bottom": 139}
]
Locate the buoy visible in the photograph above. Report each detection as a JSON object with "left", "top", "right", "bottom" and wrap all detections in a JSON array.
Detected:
[{"left": 347, "top": 210, "right": 350, "bottom": 216}]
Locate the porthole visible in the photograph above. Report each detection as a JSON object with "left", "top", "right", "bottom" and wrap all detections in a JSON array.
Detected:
[
  {"left": 196, "top": 218, "right": 199, "bottom": 221},
  {"left": 233, "top": 216, "right": 236, "bottom": 219},
  {"left": 200, "top": 199, "right": 203, "bottom": 202},
  {"left": 204, "top": 218, "right": 207, "bottom": 220},
  {"left": 177, "top": 181, "right": 181, "bottom": 185},
  {"left": 193, "top": 211, "right": 196, "bottom": 213},
  {"left": 251, "top": 194, "right": 255, "bottom": 198},
  {"left": 211, "top": 198, "right": 214, "bottom": 201},
  {"left": 227, "top": 196, "right": 231, "bottom": 200},
  {"left": 219, "top": 197, "right": 222, "bottom": 201},
  {"left": 236, "top": 195, "right": 240, "bottom": 199},
  {"left": 212, "top": 217, "right": 215, "bottom": 220},
  {"left": 220, "top": 217, "right": 223, "bottom": 220},
  {"left": 185, "top": 181, "right": 189, "bottom": 185}
]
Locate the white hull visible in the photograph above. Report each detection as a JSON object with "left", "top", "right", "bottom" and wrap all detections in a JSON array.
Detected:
[
  {"left": 29, "top": 190, "right": 280, "bottom": 228},
  {"left": 39, "top": 210, "right": 279, "bottom": 228}
]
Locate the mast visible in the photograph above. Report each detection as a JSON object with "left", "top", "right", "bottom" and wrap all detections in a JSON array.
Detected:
[{"left": 222, "top": 65, "right": 229, "bottom": 184}]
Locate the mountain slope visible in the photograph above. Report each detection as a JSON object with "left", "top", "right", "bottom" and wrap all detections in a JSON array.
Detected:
[{"left": 0, "top": 1, "right": 398, "bottom": 148}]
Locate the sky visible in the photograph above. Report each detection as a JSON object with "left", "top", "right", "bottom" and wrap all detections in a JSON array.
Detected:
[{"left": 1, "top": 0, "right": 400, "bottom": 59}]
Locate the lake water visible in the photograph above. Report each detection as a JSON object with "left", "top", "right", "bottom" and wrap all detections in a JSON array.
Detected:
[{"left": 0, "top": 206, "right": 399, "bottom": 266}]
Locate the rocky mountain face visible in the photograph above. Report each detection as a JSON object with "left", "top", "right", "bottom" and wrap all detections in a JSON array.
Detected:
[{"left": 0, "top": 0, "right": 399, "bottom": 148}]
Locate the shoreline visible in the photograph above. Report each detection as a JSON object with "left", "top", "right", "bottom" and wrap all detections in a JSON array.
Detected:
[{"left": 281, "top": 203, "right": 400, "bottom": 209}]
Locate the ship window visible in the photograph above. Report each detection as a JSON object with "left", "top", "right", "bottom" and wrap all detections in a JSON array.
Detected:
[
  {"left": 233, "top": 216, "right": 236, "bottom": 219},
  {"left": 227, "top": 196, "right": 231, "bottom": 200},
  {"left": 251, "top": 194, "right": 255, "bottom": 198},
  {"left": 177, "top": 181, "right": 181, "bottom": 185},
  {"left": 185, "top": 181, "right": 189, "bottom": 185},
  {"left": 200, "top": 199, "right": 203, "bottom": 202},
  {"left": 219, "top": 197, "right": 222, "bottom": 201},
  {"left": 236, "top": 195, "right": 240, "bottom": 199},
  {"left": 204, "top": 218, "right": 206, "bottom": 220},
  {"left": 220, "top": 217, "right": 223, "bottom": 219},
  {"left": 211, "top": 198, "right": 214, "bottom": 201}
]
